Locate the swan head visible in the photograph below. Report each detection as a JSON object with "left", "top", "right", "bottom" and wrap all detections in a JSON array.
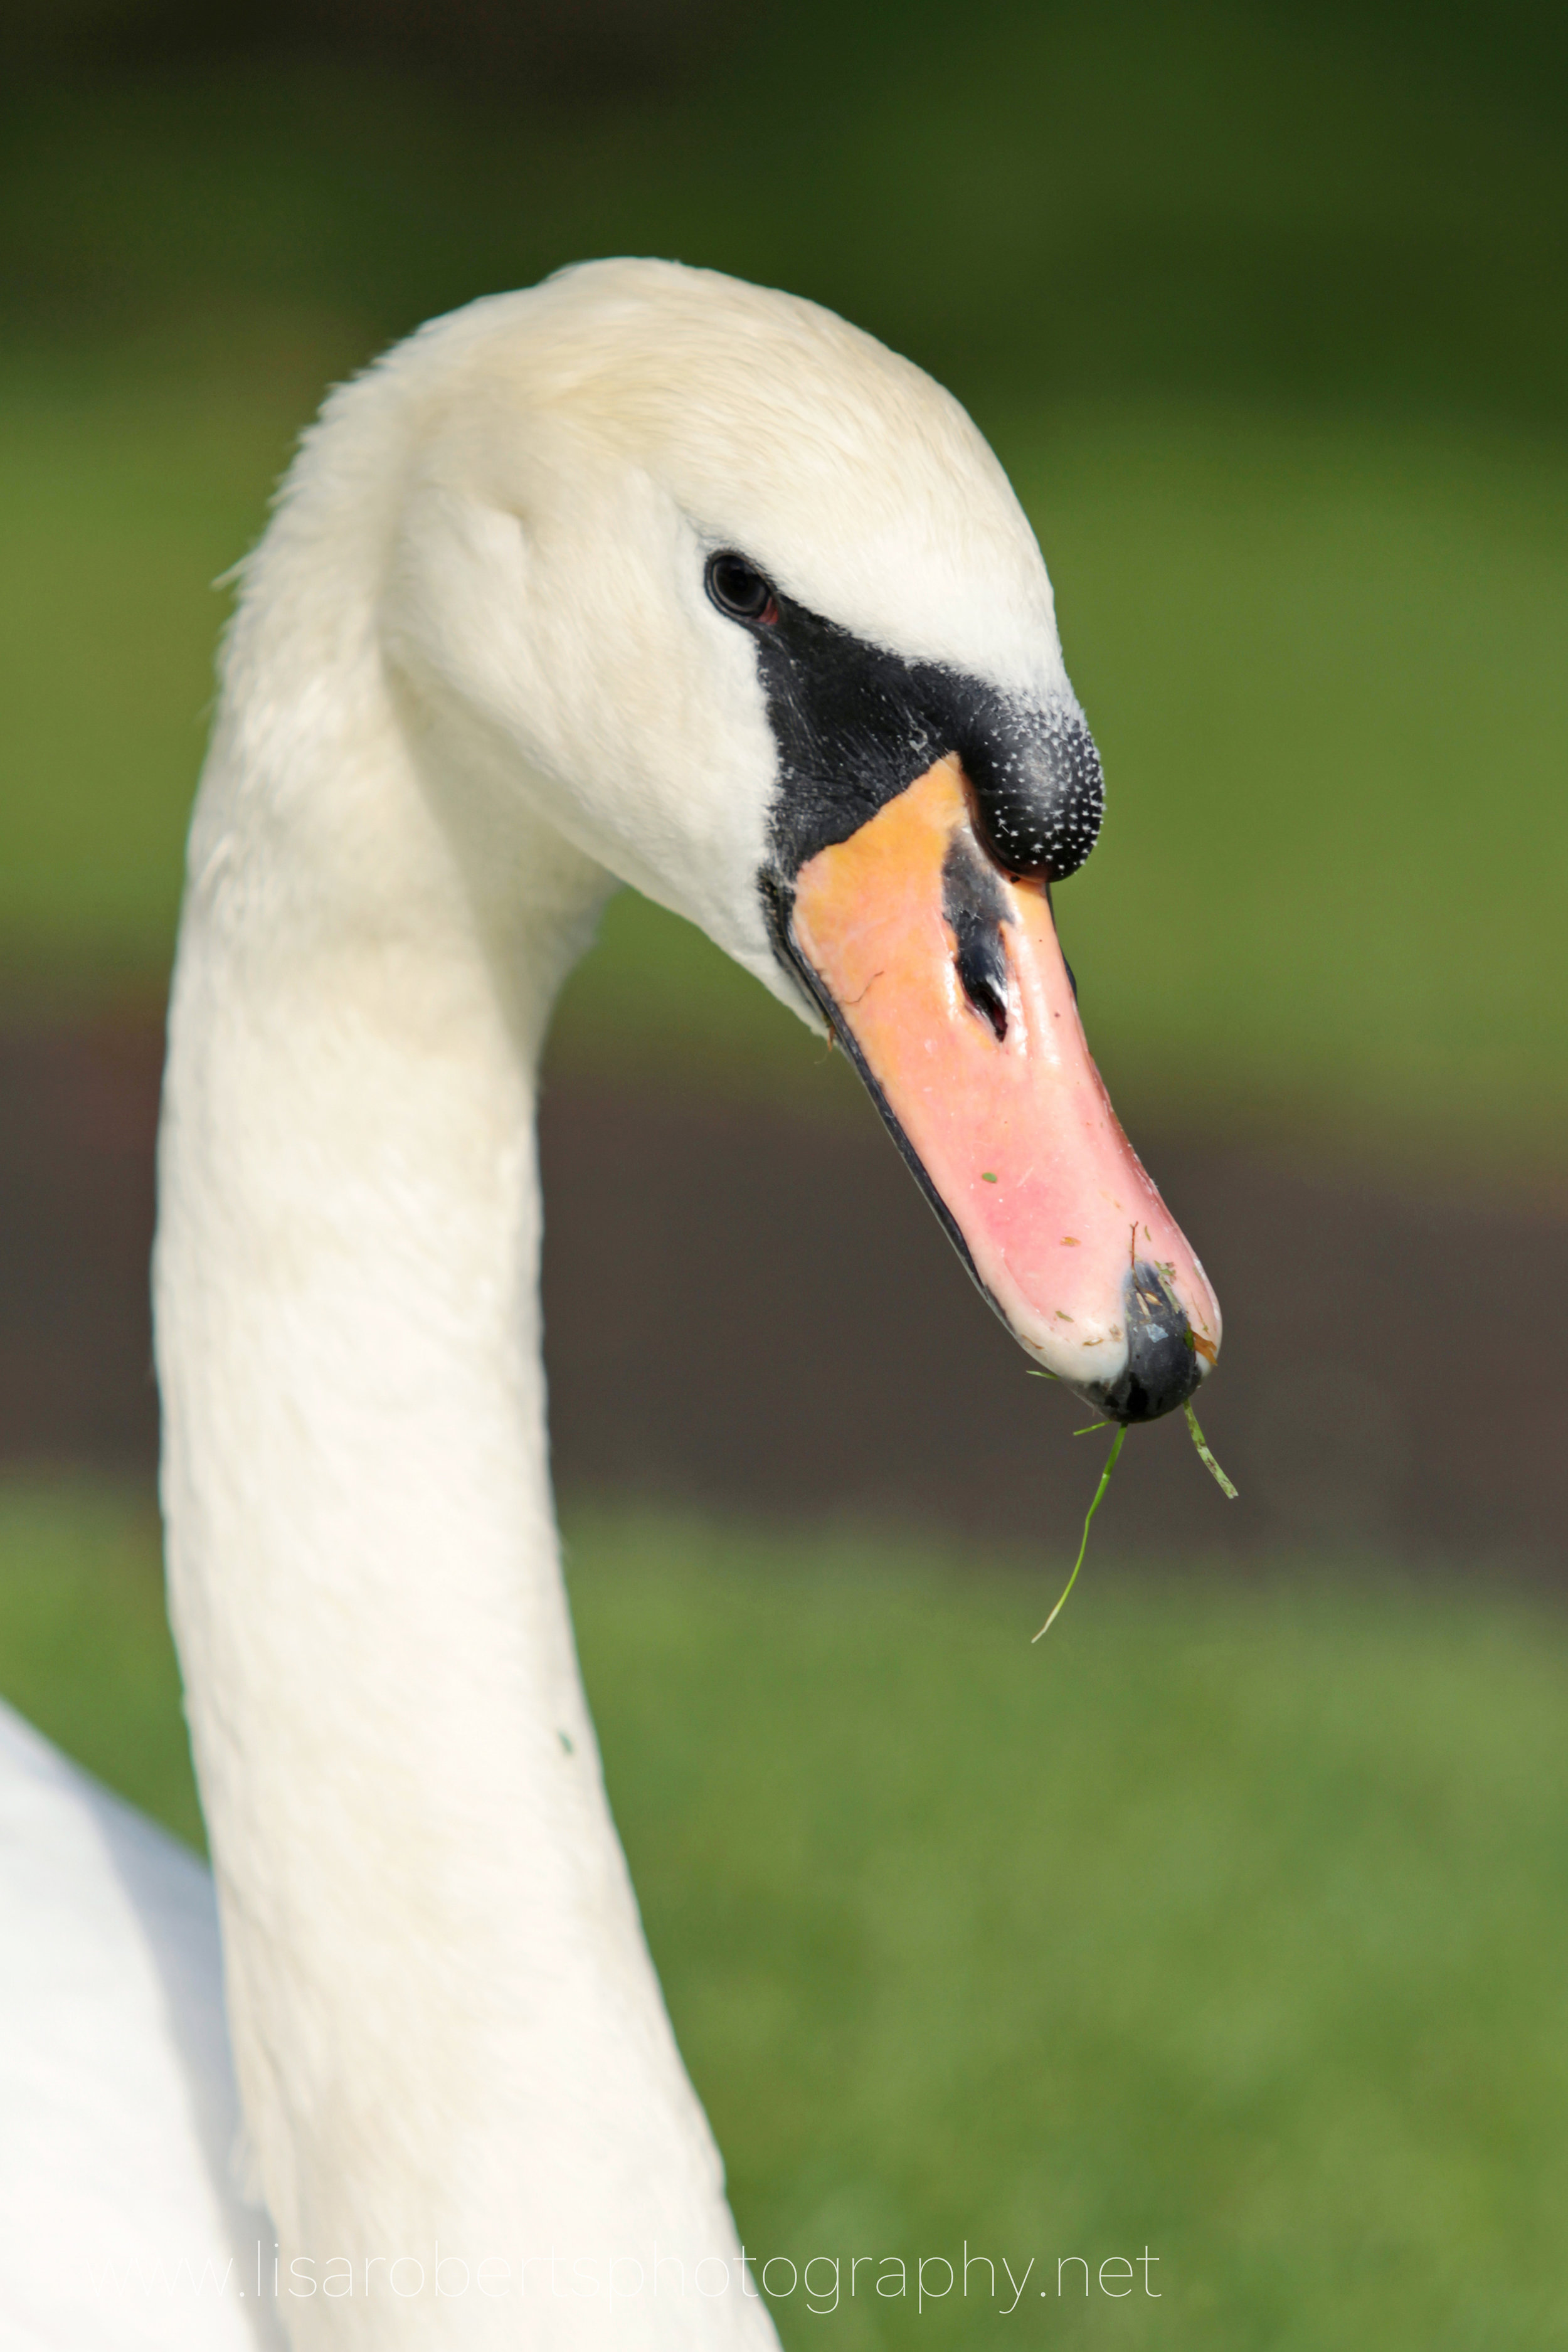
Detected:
[{"left": 379, "top": 258, "right": 1220, "bottom": 1420}]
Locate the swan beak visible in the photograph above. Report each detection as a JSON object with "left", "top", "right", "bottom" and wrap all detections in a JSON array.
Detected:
[{"left": 784, "top": 755, "right": 1221, "bottom": 1422}]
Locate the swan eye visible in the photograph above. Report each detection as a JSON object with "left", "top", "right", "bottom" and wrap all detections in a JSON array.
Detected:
[{"left": 706, "top": 551, "right": 778, "bottom": 625}]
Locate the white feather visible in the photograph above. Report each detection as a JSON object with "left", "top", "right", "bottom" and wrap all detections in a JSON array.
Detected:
[{"left": 3, "top": 260, "right": 1072, "bottom": 2346}]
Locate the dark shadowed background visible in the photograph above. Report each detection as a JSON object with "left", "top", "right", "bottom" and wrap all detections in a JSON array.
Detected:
[{"left": 3, "top": 4, "right": 1567, "bottom": 2343}]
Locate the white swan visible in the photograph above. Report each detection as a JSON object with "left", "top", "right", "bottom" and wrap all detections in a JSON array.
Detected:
[{"left": 1, "top": 260, "right": 1220, "bottom": 2349}]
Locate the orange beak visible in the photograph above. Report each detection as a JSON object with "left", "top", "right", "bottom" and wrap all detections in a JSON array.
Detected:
[{"left": 783, "top": 756, "right": 1221, "bottom": 1421}]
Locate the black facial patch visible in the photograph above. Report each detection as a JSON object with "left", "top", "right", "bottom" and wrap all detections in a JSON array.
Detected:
[
  {"left": 736, "top": 561, "right": 1118, "bottom": 1396},
  {"left": 942, "top": 830, "right": 1012, "bottom": 1042},
  {"left": 724, "top": 576, "right": 1104, "bottom": 891}
]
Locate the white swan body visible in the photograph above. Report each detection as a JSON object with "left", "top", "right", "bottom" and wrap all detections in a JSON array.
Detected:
[
  {"left": 0, "top": 1700, "right": 280, "bottom": 2349},
  {"left": 4, "top": 260, "right": 1219, "bottom": 2347}
]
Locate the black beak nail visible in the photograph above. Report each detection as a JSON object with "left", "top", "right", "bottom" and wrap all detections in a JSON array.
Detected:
[{"left": 1096, "top": 1260, "right": 1203, "bottom": 1425}]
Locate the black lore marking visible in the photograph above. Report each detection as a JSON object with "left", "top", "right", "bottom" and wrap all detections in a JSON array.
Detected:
[
  {"left": 942, "top": 831, "right": 1012, "bottom": 1041},
  {"left": 724, "top": 569, "right": 1105, "bottom": 887},
  {"left": 747, "top": 567, "right": 1110, "bottom": 1369}
]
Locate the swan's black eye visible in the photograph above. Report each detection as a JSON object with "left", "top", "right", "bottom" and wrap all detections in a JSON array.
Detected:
[{"left": 706, "top": 551, "right": 778, "bottom": 625}]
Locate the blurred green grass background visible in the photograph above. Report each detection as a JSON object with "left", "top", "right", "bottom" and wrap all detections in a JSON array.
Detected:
[
  {"left": 3, "top": 1485, "right": 1566, "bottom": 2346},
  {"left": 3, "top": 0, "right": 1566, "bottom": 1158},
  {"left": 4, "top": 3, "right": 1566, "bottom": 2335},
  {"left": 8, "top": 358, "right": 1566, "bottom": 1157}
]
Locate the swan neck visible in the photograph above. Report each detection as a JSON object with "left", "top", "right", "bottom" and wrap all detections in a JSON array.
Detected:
[{"left": 154, "top": 396, "right": 771, "bottom": 2344}]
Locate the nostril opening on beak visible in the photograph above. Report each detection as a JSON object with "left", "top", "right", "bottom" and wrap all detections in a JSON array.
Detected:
[
  {"left": 954, "top": 926, "right": 1009, "bottom": 1041},
  {"left": 1094, "top": 1259, "right": 1204, "bottom": 1425},
  {"left": 942, "top": 829, "right": 1013, "bottom": 1044}
]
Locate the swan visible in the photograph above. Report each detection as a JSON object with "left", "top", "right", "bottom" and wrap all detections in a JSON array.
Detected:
[{"left": 1, "top": 259, "right": 1221, "bottom": 2349}]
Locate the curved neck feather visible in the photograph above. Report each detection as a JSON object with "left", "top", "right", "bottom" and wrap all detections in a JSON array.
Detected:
[{"left": 154, "top": 383, "right": 775, "bottom": 2346}]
